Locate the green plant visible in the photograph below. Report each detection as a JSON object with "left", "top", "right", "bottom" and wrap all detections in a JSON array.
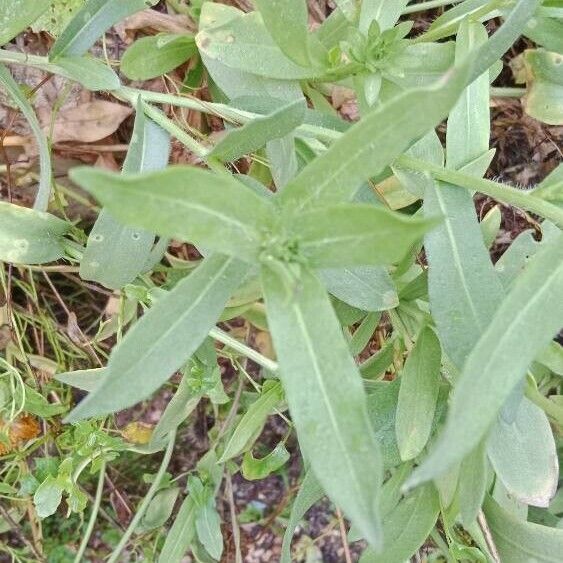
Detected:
[{"left": 1, "top": 0, "right": 562, "bottom": 561}]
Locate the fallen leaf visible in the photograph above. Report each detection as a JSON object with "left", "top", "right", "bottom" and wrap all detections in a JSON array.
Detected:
[
  {"left": 0, "top": 415, "right": 41, "bottom": 454},
  {"left": 115, "top": 9, "right": 195, "bottom": 42},
  {"left": 121, "top": 421, "right": 153, "bottom": 445},
  {"left": 46, "top": 101, "right": 132, "bottom": 143}
]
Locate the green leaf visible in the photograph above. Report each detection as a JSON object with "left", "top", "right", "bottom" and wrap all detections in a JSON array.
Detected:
[
  {"left": 523, "top": 16, "right": 563, "bottom": 53},
  {"left": 396, "top": 327, "right": 441, "bottom": 461},
  {"left": 254, "top": 0, "right": 311, "bottom": 68},
  {"left": 219, "top": 382, "right": 283, "bottom": 462},
  {"left": 424, "top": 20, "right": 502, "bottom": 369},
  {"left": 34, "top": 476, "right": 63, "bottom": 519},
  {"left": 488, "top": 398, "right": 558, "bottom": 507},
  {"left": 210, "top": 98, "right": 306, "bottom": 162},
  {"left": 80, "top": 103, "right": 171, "bottom": 289},
  {"left": 65, "top": 255, "right": 248, "bottom": 421},
  {"left": 159, "top": 495, "right": 197, "bottom": 562},
  {"left": 38, "top": 56, "right": 121, "bottom": 91},
  {"left": 495, "top": 222, "right": 561, "bottom": 288},
  {"left": 55, "top": 368, "right": 106, "bottom": 392},
  {"left": 522, "top": 49, "right": 563, "bottom": 125},
  {"left": 446, "top": 21, "right": 490, "bottom": 170},
  {"left": 279, "top": 63, "right": 470, "bottom": 213},
  {"left": 121, "top": 34, "right": 197, "bottom": 80},
  {"left": 349, "top": 312, "right": 382, "bottom": 356},
  {"left": 480, "top": 205, "right": 502, "bottom": 249},
  {"left": 262, "top": 263, "right": 383, "bottom": 549},
  {"left": 69, "top": 166, "right": 274, "bottom": 262},
  {"left": 195, "top": 496, "right": 223, "bottom": 561},
  {"left": 0, "top": 64, "right": 52, "bottom": 210},
  {"left": 458, "top": 440, "right": 489, "bottom": 525},
  {"left": 426, "top": 0, "right": 494, "bottom": 41},
  {"left": 359, "top": 484, "right": 440, "bottom": 563},
  {"left": 484, "top": 495, "right": 563, "bottom": 562},
  {"left": 196, "top": 10, "right": 324, "bottom": 80},
  {"left": 32, "top": 0, "right": 85, "bottom": 37},
  {"left": 318, "top": 266, "right": 398, "bottom": 312},
  {"left": 137, "top": 487, "right": 180, "bottom": 532},
  {"left": 0, "top": 202, "right": 70, "bottom": 264},
  {"left": 360, "top": 339, "right": 398, "bottom": 381},
  {"left": 289, "top": 204, "right": 435, "bottom": 268},
  {"left": 281, "top": 470, "right": 324, "bottom": 563},
  {"left": 407, "top": 233, "right": 563, "bottom": 488},
  {"left": 50, "top": 0, "right": 158, "bottom": 59},
  {"left": 151, "top": 371, "right": 202, "bottom": 446},
  {"left": 0, "top": 0, "right": 50, "bottom": 46},
  {"left": 242, "top": 442, "right": 290, "bottom": 480},
  {"left": 467, "top": 0, "right": 541, "bottom": 84},
  {"left": 359, "top": 0, "right": 409, "bottom": 33}
]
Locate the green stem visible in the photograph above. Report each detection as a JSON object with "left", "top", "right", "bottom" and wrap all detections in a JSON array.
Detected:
[
  {"left": 396, "top": 155, "right": 563, "bottom": 228},
  {"left": 107, "top": 431, "right": 177, "bottom": 563},
  {"left": 402, "top": 0, "right": 463, "bottom": 15},
  {"left": 209, "top": 327, "right": 279, "bottom": 373},
  {"left": 140, "top": 101, "right": 208, "bottom": 159},
  {"left": 490, "top": 87, "right": 526, "bottom": 98},
  {"left": 73, "top": 461, "right": 106, "bottom": 563}
]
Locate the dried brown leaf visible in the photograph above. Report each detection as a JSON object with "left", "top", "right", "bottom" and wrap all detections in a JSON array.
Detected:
[{"left": 46, "top": 101, "right": 132, "bottom": 144}]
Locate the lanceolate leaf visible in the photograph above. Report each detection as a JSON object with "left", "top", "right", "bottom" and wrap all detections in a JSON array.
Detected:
[
  {"left": 0, "top": 64, "right": 51, "bottom": 211},
  {"left": 65, "top": 255, "right": 248, "bottom": 421},
  {"left": 159, "top": 496, "right": 197, "bottom": 563},
  {"left": 50, "top": 0, "right": 159, "bottom": 59},
  {"left": 396, "top": 327, "right": 442, "bottom": 461},
  {"left": 39, "top": 56, "right": 121, "bottom": 91},
  {"left": 0, "top": 0, "right": 50, "bottom": 47},
  {"left": 262, "top": 263, "right": 383, "bottom": 549},
  {"left": 219, "top": 382, "right": 283, "bottom": 462},
  {"left": 425, "top": 21, "right": 503, "bottom": 369},
  {"left": 484, "top": 495, "right": 563, "bottom": 563},
  {"left": 69, "top": 166, "right": 275, "bottom": 263},
  {"left": 359, "top": 0, "right": 409, "bottom": 33},
  {"left": 318, "top": 266, "right": 398, "bottom": 312},
  {"left": 488, "top": 398, "right": 558, "bottom": 507},
  {"left": 279, "top": 64, "right": 471, "bottom": 213},
  {"left": 254, "top": 0, "right": 311, "bottom": 68},
  {"left": 290, "top": 204, "right": 435, "bottom": 268},
  {"left": 210, "top": 98, "right": 306, "bottom": 162},
  {"left": 359, "top": 484, "right": 440, "bottom": 563},
  {"left": 0, "top": 202, "right": 70, "bottom": 264},
  {"left": 80, "top": 105, "right": 171, "bottom": 289},
  {"left": 407, "top": 234, "right": 563, "bottom": 488}
]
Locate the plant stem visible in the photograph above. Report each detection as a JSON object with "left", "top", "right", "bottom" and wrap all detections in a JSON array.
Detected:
[
  {"left": 490, "top": 87, "right": 526, "bottom": 98},
  {"left": 107, "top": 431, "right": 177, "bottom": 563},
  {"left": 209, "top": 327, "right": 279, "bottom": 373},
  {"left": 402, "top": 0, "right": 463, "bottom": 15},
  {"left": 73, "top": 461, "right": 106, "bottom": 563},
  {"left": 396, "top": 155, "right": 563, "bottom": 228},
  {"left": 140, "top": 101, "right": 208, "bottom": 159}
]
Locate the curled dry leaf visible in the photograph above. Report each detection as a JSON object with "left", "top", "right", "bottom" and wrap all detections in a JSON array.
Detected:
[
  {"left": 115, "top": 9, "right": 195, "bottom": 42},
  {"left": 45, "top": 101, "right": 132, "bottom": 144},
  {"left": 0, "top": 414, "right": 41, "bottom": 454}
]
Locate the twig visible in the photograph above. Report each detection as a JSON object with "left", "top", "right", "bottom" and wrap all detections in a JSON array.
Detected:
[
  {"left": 336, "top": 506, "right": 353, "bottom": 563},
  {"left": 73, "top": 461, "right": 106, "bottom": 563},
  {"left": 0, "top": 503, "right": 45, "bottom": 562},
  {"left": 225, "top": 472, "right": 243, "bottom": 563},
  {"left": 107, "top": 431, "right": 177, "bottom": 563},
  {"left": 477, "top": 509, "right": 501, "bottom": 563}
]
